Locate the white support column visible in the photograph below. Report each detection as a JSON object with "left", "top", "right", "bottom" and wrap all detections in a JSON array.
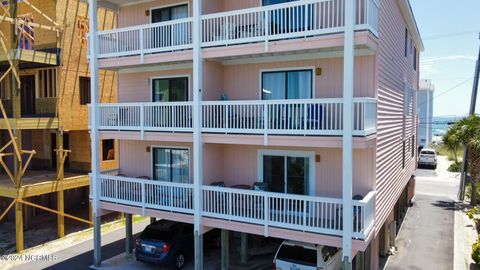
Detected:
[
  {"left": 193, "top": 0, "right": 204, "bottom": 269},
  {"left": 88, "top": 0, "right": 102, "bottom": 267},
  {"left": 342, "top": 0, "right": 355, "bottom": 267}
]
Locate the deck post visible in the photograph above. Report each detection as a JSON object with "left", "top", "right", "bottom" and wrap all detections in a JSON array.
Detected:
[
  {"left": 240, "top": 233, "right": 248, "bottom": 265},
  {"left": 221, "top": 229, "right": 229, "bottom": 270},
  {"left": 342, "top": 0, "right": 356, "bottom": 267},
  {"left": 125, "top": 213, "right": 133, "bottom": 254},
  {"left": 15, "top": 201, "right": 23, "bottom": 252},
  {"left": 192, "top": 0, "right": 204, "bottom": 269},
  {"left": 57, "top": 131, "right": 65, "bottom": 238},
  {"left": 88, "top": 0, "right": 102, "bottom": 266}
]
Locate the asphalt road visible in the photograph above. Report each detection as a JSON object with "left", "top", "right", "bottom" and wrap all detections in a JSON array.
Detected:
[{"left": 385, "top": 156, "right": 459, "bottom": 270}]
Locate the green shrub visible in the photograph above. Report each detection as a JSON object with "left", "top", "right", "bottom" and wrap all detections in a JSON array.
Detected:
[
  {"left": 448, "top": 162, "right": 463, "bottom": 172},
  {"left": 473, "top": 238, "right": 480, "bottom": 264},
  {"left": 468, "top": 207, "right": 479, "bottom": 219}
]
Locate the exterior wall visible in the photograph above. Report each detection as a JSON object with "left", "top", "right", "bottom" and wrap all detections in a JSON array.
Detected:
[
  {"left": 118, "top": 0, "right": 193, "bottom": 28},
  {"left": 118, "top": 140, "right": 375, "bottom": 198},
  {"left": 417, "top": 89, "right": 433, "bottom": 147},
  {"left": 117, "top": 56, "right": 375, "bottom": 103},
  {"left": 374, "top": 0, "right": 420, "bottom": 235},
  {"left": 118, "top": 68, "right": 193, "bottom": 102},
  {"left": 69, "top": 131, "right": 119, "bottom": 172},
  {"left": 57, "top": 0, "right": 117, "bottom": 131}
]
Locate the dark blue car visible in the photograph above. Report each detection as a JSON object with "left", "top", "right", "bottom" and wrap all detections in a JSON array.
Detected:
[{"left": 135, "top": 220, "right": 220, "bottom": 269}]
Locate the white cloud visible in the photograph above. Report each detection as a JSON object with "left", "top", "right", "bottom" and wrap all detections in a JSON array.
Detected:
[{"left": 420, "top": 55, "right": 476, "bottom": 76}]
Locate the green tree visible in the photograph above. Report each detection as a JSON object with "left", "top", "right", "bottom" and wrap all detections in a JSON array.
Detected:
[
  {"left": 452, "top": 115, "right": 480, "bottom": 205},
  {"left": 443, "top": 127, "right": 461, "bottom": 163}
]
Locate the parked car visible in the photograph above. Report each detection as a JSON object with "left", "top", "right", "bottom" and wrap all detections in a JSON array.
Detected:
[
  {"left": 135, "top": 220, "right": 219, "bottom": 269},
  {"left": 418, "top": 148, "right": 437, "bottom": 169},
  {"left": 273, "top": 240, "right": 342, "bottom": 270}
]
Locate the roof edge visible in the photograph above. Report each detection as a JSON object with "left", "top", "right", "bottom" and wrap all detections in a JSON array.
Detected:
[{"left": 397, "top": 0, "right": 424, "bottom": 52}]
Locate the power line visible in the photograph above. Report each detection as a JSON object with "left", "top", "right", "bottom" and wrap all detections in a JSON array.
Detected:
[
  {"left": 423, "top": 30, "right": 479, "bottom": 41},
  {"left": 417, "top": 78, "right": 473, "bottom": 107}
]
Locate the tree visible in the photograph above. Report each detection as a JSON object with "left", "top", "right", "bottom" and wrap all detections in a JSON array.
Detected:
[
  {"left": 452, "top": 115, "right": 480, "bottom": 205},
  {"left": 443, "top": 127, "right": 461, "bottom": 163}
]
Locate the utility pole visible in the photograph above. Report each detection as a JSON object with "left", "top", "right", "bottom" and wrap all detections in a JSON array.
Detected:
[{"left": 459, "top": 33, "right": 480, "bottom": 201}]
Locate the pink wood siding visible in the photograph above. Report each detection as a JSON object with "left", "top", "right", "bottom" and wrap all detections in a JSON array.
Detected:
[
  {"left": 374, "top": 0, "right": 419, "bottom": 235},
  {"left": 118, "top": 140, "right": 375, "bottom": 198},
  {"left": 117, "top": 56, "right": 375, "bottom": 102},
  {"left": 118, "top": 0, "right": 193, "bottom": 27},
  {"left": 118, "top": 69, "right": 192, "bottom": 102},
  {"left": 222, "top": 0, "right": 258, "bottom": 12},
  {"left": 222, "top": 56, "right": 376, "bottom": 100}
]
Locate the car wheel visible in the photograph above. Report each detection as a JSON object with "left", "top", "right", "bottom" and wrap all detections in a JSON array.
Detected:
[{"left": 174, "top": 252, "right": 186, "bottom": 269}]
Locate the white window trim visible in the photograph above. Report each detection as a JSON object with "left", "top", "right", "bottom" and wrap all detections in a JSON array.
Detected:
[
  {"left": 258, "top": 66, "right": 316, "bottom": 100},
  {"left": 257, "top": 149, "right": 316, "bottom": 196},
  {"left": 150, "top": 145, "right": 191, "bottom": 182},
  {"left": 150, "top": 2, "right": 190, "bottom": 24},
  {"left": 149, "top": 74, "right": 191, "bottom": 102}
]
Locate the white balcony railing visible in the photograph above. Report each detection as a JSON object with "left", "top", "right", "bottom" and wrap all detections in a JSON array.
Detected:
[
  {"left": 94, "top": 98, "right": 377, "bottom": 136},
  {"left": 97, "top": 174, "right": 376, "bottom": 239},
  {"left": 95, "top": 0, "right": 379, "bottom": 59}
]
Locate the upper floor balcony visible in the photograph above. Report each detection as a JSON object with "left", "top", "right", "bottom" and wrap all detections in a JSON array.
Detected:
[
  {"left": 93, "top": 97, "right": 377, "bottom": 139},
  {"left": 94, "top": 0, "right": 379, "bottom": 68}
]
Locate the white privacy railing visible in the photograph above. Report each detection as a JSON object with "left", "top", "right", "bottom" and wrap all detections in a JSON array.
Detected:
[
  {"left": 95, "top": 0, "right": 379, "bottom": 59},
  {"left": 98, "top": 174, "right": 194, "bottom": 214},
  {"left": 97, "top": 102, "right": 194, "bottom": 133},
  {"left": 96, "top": 174, "right": 375, "bottom": 239},
  {"left": 95, "top": 98, "right": 376, "bottom": 136},
  {"left": 203, "top": 187, "right": 375, "bottom": 239},
  {"left": 97, "top": 17, "right": 193, "bottom": 59},
  {"left": 202, "top": 98, "right": 377, "bottom": 136}
]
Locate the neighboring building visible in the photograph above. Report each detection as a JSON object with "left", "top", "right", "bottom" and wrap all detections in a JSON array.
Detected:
[
  {"left": 418, "top": 79, "right": 435, "bottom": 148},
  {"left": 87, "top": 0, "right": 422, "bottom": 269},
  {"left": 0, "top": 0, "right": 117, "bottom": 252}
]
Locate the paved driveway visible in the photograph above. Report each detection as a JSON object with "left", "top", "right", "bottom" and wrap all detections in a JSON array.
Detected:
[{"left": 385, "top": 156, "right": 459, "bottom": 270}]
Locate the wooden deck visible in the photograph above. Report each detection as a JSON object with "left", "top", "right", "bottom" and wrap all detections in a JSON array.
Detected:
[
  {"left": 0, "top": 49, "right": 57, "bottom": 66},
  {"left": 0, "top": 170, "right": 89, "bottom": 198},
  {"left": 0, "top": 117, "right": 59, "bottom": 130}
]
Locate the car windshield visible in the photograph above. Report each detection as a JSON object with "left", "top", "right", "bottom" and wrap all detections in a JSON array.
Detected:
[
  {"left": 421, "top": 150, "right": 435, "bottom": 155},
  {"left": 277, "top": 244, "right": 317, "bottom": 266}
]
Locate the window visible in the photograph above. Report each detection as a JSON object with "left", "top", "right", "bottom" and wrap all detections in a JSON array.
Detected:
[
  {"left": 413, "top": 47, "right": 417, "bottom": 71},
  {"left": 0, "top": 78, "right": 11, "bottom": 100},
  {"left": 276, "top": 244, "right": 317, "bottom": 266},
  {"left": 151, "top": 4, "right": 188, "bottom": 23},
  {"left": 79, "top": 76, "right": 91, "bottom": 105},
  {"left": 262, "top": 70, "right": 313, "bottom": 100},
  {"left": 404, "top": 28, "right": 408, "bottom": 58},
  {"left": 402, "top": 140, "right": 406, "bottom": 169},
  {"left": 152, "top": 147, "right": 190, "bottom": 183},
  {"left": 102, "top": 140, "right": 115, "bottom": 161},
  {"left": 37, "top": 69, "right": 57, "bottom": 98},
  {"left": 152, "top": 77, "right": 188, "bottom": 102}
]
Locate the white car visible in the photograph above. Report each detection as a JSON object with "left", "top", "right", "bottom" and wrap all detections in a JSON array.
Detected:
[
  {"left": 273, "top": 240, "right": 342, "bottom": 270},
  {"left": 418, "top": 148, "right": 437, "bottom": 169}
]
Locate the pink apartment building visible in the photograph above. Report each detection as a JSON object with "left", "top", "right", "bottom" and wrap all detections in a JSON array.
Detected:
[{"left": 86, "top": 0, "right": 422, "bottom": 269}]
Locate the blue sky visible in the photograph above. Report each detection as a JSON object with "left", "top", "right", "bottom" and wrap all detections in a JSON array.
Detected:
[{"left": 410, "top": 0, "right": 480, "bottom": 117}]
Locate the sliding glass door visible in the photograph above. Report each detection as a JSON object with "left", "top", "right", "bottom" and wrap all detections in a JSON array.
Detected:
[
  {"left": 151, "top": 4, "right": 189, "bottom": 47},
  {"left": 262, "top": 0, "right": 311, "bottom": 34},
  {"left": 262, "top": 70, "right": 312, "bottom": 100},
  {"left": 261, "top": 152, "right": 312, "bottom": 196},
  {"left": 152, "top": 147, "right": 190, "bottom": 183},
  {"left": 152, "top": 77, "right": 188, "bottom": 102}
]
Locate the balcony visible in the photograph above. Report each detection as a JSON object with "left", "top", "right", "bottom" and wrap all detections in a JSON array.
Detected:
[
  {"left": 95, "top": 0, "right": 379, "bottom": 61},
  {"left": 96, "top": 173, "right": 376, "bottom": 240},
  {"left": 94, "top": 98, "right": 376, "bottom": 137}
]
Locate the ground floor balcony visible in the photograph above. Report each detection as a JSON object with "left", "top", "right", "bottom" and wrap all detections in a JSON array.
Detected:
[
  {"left": 94, "top": 173, "right": 376, "bottom": 241},
  {"left": 93, "top": 98, "right": 377, "bottom": 138}
]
